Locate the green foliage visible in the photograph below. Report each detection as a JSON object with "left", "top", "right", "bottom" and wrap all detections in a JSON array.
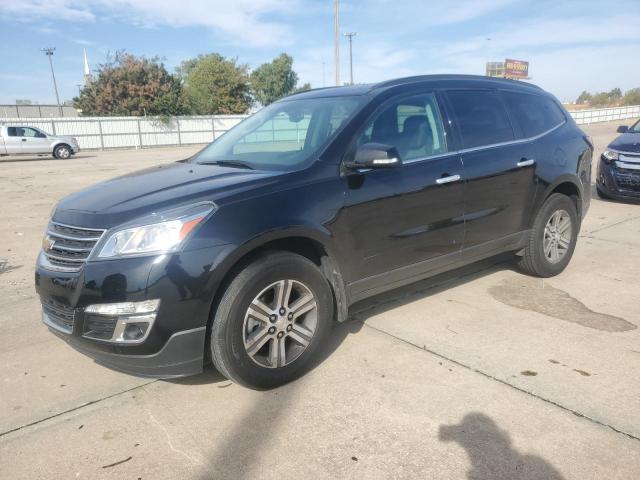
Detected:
[
  {"left": 623, "top": 88, "right": 640, "bottom": 106},
  {"left": 250, "top": 53, "right": 299, "bottom": 105},
  {"left": 590, "top": 92, "right": 611, "bottom": 107},
  {"left": 74, "top": 52, "right": 185, "bottom": 116},
  {"left": 181, "top": 54, "right": 253, "bottom": 115},
  {"left": 294, "top": 82, "right": 312, "bottom": 93},
  {"left": 576, "top": 91, "right": 592, "bottom": 105},
  {"left": 576, "top": 87, "right": 640, "bottom": 107},
  {"left": 608, "top": 88, "right": 622, "bottom": 101}
]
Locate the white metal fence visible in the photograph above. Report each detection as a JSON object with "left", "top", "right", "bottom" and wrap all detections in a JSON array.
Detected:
[
  {"left": 569, "top": 105, "right": 640, "bottom": 125},
  {"left": 0, "top": 115, "right": 246, "bottom": 150},
  {"left": 1, "top": 105, "right": 638, "bottom": 151}
]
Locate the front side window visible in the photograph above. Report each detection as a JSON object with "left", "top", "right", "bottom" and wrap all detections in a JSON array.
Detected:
[
  {"left": 21, "top": 127, "right": 41, "bottom": 138},
  {"left": 628, "top": 119, "right": 640, "bottom": 133},
  {"left": 356, "top": 93, "right": 447, "bottom": 162},
  {"left": 446, "top": 90, "right": 514, "bottom": 149},
  {"left": 502, "top": 91, "right": 566, "bottom": 138},
  {"left": 195, "top": 96, "right": 363, "bottom": 171}
]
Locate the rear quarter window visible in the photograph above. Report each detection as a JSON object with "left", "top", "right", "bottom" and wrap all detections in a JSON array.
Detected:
[
  {"left": 446, "top": 90, "right": 514, "bottom": 149},
  {"left": 502, "top": 91, "right": 566, "bottom": 138}
]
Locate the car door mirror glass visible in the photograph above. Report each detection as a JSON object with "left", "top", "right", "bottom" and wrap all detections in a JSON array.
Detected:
[
  {"left": 346, "top": 143, "right": 402, "bottom": 170},
  {"left": 617, "top": 125, "right": 628, "bottom": 133}
]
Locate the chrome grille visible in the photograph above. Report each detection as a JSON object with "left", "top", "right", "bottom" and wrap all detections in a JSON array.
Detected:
[
  {"left": 42, "top": 298, "right": 76, "bottom": 334},
  {"left": 43, "top": 221, "right": 106, "bottom": 272}
]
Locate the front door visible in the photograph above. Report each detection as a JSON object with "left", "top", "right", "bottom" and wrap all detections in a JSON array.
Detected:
[
  {"left": 444, "top": 89, "right": 537, "bottom": 249},
  {"left": 340, "top": 92, "right": 465, "bottom": 287},
  {"left": 19, "top": 127, "right": 51, "bottom": 154}
]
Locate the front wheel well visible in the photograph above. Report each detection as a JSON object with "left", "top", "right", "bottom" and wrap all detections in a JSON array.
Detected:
[{"left": 204, "top": 236, "right": 347, "bottom": 361}]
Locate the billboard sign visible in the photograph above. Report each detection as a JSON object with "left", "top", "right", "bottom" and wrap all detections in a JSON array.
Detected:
[{"left": 504, "top": 59, "right": 529, "bottom": 78}]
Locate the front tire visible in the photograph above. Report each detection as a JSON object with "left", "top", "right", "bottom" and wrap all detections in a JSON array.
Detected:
[
  {"left": 210, "top": 252, "right": 334, "bottom": 389},
  {"left": 54, "top": 144, "right": 72, "bottom": 159},
  {"left": 517, "top": 193, "right": 579, "bottom": 277}
]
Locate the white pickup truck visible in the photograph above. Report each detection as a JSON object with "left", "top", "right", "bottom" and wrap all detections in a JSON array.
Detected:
[{"left": 0, "top": 125, "right": 80, "bottom": 159}]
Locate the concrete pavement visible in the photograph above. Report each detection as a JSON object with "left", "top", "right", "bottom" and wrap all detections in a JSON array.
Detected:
[{"left": 1, "top": 123, "right": 639, "bottom": 479}]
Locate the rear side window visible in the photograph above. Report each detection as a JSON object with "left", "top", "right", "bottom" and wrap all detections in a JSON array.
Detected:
[
  {"left": 446, "top": 90, "right": 514, "bottom": 149},
  {"left": 7, "top": 127, "right": 17, "bottom": 136},
  {"left": 502, "top": 92, "right": 565, "bottom": 138}
]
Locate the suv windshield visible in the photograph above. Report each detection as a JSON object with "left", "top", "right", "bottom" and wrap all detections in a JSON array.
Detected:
[{"left": 194, "top": 96, "right": 362, "bottom": 171}]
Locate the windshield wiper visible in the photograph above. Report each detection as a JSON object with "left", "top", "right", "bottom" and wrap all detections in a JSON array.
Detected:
[{"left": 198, "top": 160, "right": 255, "bottom": 170}]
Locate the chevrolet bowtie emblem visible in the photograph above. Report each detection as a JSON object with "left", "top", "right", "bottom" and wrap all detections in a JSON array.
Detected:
[{"left": 43, "top": 235, "right": 55, "bottom": 251}]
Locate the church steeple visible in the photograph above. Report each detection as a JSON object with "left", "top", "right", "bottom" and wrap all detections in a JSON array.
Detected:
[{"left": 83, "top": 49, "right": 92, "bottom": 85}]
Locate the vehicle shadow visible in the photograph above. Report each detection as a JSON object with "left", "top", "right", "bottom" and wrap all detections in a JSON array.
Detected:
[
  {"left": 175, "top": 253, "right": 515, "bottom": 387},
  {"left": 439, "top": 412, "right": 565, "bottom": 479},
  {"left": 349, "top": 253, "right": 515, "bottom": 324},
  {"left": 0, "top": 154, "right": 96, "bottom": 163}
]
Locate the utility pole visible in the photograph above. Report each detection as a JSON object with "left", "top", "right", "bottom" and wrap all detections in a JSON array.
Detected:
[
  {"left": 344, "top": 32, "right": 357, "bottom": 85},
  {"left": 42, "top": 48, "right": 62, "bottom": 116},
  {"left": 322, "top": 61, "right": 326, "bottom": 87},
  {"left": 334, "top": 0, "right": 340, "bottom": 86}
]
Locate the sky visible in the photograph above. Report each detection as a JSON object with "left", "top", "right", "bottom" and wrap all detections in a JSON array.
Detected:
[{"left": 0, "top": 0, "right": 638, "bottom": 105}]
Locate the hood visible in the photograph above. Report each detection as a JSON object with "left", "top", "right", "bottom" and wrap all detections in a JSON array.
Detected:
[
  {"left": 609, "top": 132, "right": 640, "bottom": 153},
  {"left": 51, "top": 135, "right": 77, "bottom": 142},
  {"left": 53, "top": 161, "right": 281, "bottom": 228}
]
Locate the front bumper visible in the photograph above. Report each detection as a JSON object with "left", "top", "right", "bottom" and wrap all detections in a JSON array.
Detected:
[
  {"left": 596, "top": 156, "right": 640, "bottom": 202},
  {"left": 35, "top": 245, "right": 227, "bottom": 378}
]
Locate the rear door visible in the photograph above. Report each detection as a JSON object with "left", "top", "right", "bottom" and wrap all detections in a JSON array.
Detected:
[
  {"left": 444, "top": 89, "right": 536, "bottom": 249},
  {"left": 3, "top": 127, "right": 24, "bottom": 154},
  {"left": 341, "top": 91, "right": 465, "bottom": 284},
  {"left": 20, "top": 127, "right": 51, "bottom": 154}
]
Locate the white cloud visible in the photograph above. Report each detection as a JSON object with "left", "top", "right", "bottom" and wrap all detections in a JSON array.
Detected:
[{"left": 0, "top": 0, "right": 297, "bottom": 47}]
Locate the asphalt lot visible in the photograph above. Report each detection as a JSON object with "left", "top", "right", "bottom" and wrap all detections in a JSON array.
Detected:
[{"left": 1, "top": 121, "right": 639, "bottom": 479}]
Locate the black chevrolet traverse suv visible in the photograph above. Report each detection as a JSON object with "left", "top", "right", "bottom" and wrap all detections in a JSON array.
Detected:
[{"left": 36, "top": 75, "right": 592, "bottom": 388}]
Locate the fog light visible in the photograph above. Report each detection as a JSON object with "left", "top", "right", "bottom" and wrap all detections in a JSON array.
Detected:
[
  {"left": 83, "top": 300, "right": 159, "bottom": 344},
  {"left": 123, "top": 322, "right": 150, "bottom": 341}
]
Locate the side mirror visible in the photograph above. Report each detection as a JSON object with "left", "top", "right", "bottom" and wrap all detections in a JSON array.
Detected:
[
  {"left": 617, "top": 125, "right": 629, "bottom": 133},
  {"left": 345, "top": 143, "right": 402, "bottom": 170}
]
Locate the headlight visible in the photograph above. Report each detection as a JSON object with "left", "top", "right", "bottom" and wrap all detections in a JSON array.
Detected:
[
  {"left": 97, "top": 202, "right": 216, "bottom": 259},
  {"left": 602, "top": 149, "right": 619, "bottom": 162}
]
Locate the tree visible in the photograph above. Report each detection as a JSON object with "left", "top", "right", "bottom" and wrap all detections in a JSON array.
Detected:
[
  {"left": 576, "top": 90, "right": 592, "bottom": 105},
  {"left": 250, "top": 53, "right": 300, "bottom": 106},
  {"left": 74, "top": 52, "right": 185, "bottom": 116},
  {"left": 623, "top": 88, "right": 640, "bottom": 106},
  {"left": 294, "top": 82, "right": 312, "bottom": 93},
  {"left": 608, "top": 88, "right": 622, "bottom": 102},
  {"left": 589, "top": 92, "right": 611, "bottom": 107},
  {"left": 181, "top": 54, "right": 252, "bottom": 114}
]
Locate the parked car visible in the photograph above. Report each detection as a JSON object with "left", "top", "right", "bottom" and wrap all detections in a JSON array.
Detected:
[
  {"left": 0, "top": 125, "right": 79, "bottom": 159},
  {"left": 36, "top": 75, "right": 592, "bottom": 389},
  {"left": 597, "top": 119, "right": 640, "bottom": 201}
]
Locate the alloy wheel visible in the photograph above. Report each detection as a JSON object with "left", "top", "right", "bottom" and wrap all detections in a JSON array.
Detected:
[
  {"left": 242, "top": 279, "right": 318, "bottom": 368},
  {"left": 543, "top": 209, "right": 572, "bottom": 264}
]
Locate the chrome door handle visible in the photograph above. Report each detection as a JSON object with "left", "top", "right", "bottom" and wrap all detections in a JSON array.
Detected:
[
  {"left": 517, "top": 158, "right": 535, "bottom": 167},
  {"left": 436, "top": 174, "right": 461, "bottom": 185}
]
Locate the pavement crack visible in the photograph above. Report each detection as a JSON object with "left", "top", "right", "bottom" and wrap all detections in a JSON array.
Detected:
[
  {"left": 0, "top": 380, "right": 157, "bottom": 438},
  {"left": 583, "top": 215, "right": 640, "bottom": 235},
  {"left": 362, "top": 322, "right": 640, "bottom": 443},
  {"left": 147, "top": 410, "right": 206, "bottom": 467}
]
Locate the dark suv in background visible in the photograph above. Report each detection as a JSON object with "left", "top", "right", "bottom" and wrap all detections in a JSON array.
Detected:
[
  {"left": 36, "top": 75, "right": 592, "bottom": 389},
  {"left": 597, "top": 119, "right": 640, "bottom": 201}
]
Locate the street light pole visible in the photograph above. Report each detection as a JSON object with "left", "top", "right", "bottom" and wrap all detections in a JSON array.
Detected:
[
  {"left": 344, "top": 32, "right": 357, "bottom": 85},
  {"left": 42, "top": 47, "right": 62, "bottom": 117},
  {"left": 334, "top": 0, "right": 340, "bottom": 86}
]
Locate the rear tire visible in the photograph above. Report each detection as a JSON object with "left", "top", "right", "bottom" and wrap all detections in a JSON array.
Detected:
[
  {"left": 517, "top": 193, "right": 578, "bottom": 277},
  {"left": 210, "top": 252, "right": 334, "bottom": 389},
  {"left": 54, "top": 144, "right": 71, "bottom": 159}
]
